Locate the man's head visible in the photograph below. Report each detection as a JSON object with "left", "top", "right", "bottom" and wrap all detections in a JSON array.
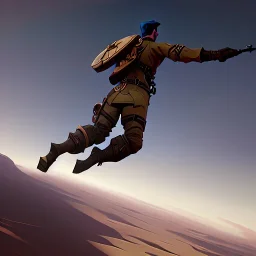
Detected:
[{"left": 140, "top": 20, "right": 160, "bottom": 41}]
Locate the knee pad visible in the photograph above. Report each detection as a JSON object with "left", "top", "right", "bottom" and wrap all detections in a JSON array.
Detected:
[
  {"left": 124, "top": 127, "right": 143, "bottom": 154},
  {"left": 68, "top": 129, "right": 86, "bottom": 154},
  {"left": 110, "top": 135, "right": 131, "bottom": 159},
  {"left": 93, "top": 122, "right": 112, "bottom": 145},
  {"left": 76, "top": 124, "right": 104, "bottom": 148},
  {"left": 121, "top": 114, "right": 147, "bottom": 132}
]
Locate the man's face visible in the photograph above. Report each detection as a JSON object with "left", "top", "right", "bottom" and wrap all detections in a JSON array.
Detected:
[{"left": 153, "top": 29, "right": 159, "bottom": 41}]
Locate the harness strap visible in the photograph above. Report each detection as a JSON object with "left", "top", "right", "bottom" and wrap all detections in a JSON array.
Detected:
[
  {"left": 135, "top": 60, "right": 156, "bottom": 96},
  {"left": 122, "top": 78, "right": 151, "bottom": 95},
  {"left": 100, "top": 109, "right": 117, "bottom": 127},
  {"left": 121, "top": 114, "right": 147, "bottom": 131},
  {"left": 137, "top": 60, "right": 153, "bottom": 77}
]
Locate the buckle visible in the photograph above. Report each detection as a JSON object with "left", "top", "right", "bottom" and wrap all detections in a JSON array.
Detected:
[
  {"left": 150, "top": 87, "right": 156, "bottom": 95},
  {"left": 122, "top": 77, "right": 128, "bottom": 83},
  {"left": 134, "top": 78, "right": 140, "bottom": 85},
  {"left": 120, "top": 82, "right": 127, "bottom": 90},
  {"left": 114, "top": 84, "right": 121, "bottom": 91}
]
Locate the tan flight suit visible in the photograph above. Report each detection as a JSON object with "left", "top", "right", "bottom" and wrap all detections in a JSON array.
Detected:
[
  {"left": 37, "top": 37, "right": 241, "bottom": 173},
  {"left": 76, "top": 39, "right": 203, "bottom": 162},
  {"left": 37, "top": 37, "right": 243, "bottom": 173}
]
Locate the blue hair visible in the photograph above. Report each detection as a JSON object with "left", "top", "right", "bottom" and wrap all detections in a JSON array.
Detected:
[{"left": 140, "top": 20, "right": 160, "bottom": 37}]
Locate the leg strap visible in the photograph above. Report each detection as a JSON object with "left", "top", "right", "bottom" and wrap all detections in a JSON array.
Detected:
[
  {"left": 93, "top": 97, "right": 118, "bottom": 127},
  {"left": 121, "top": 114, "right": 147, "bottom": 131},
  {"left": 68, "top": 132, "right": 80, "bottom": 148},
  {"left": 99, "top": 109, "right": 117, "bottom": 127},
  {"left": 68, "top": 128, "right": 86, "bottom": 154},
  {"left": 77, "top": 125, "right": 89, "bottom": 148}
]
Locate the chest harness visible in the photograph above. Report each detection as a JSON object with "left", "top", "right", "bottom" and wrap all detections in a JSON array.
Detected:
[{"left": 119, "top": 43, "right": 157, "bottom": 97}]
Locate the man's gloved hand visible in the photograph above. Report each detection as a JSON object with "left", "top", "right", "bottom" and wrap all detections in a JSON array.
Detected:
[
  {"left": 218, "top": 47, "right": 241, "bottom": 62},
  {"left": 200, "top": 47, "right": 241, "bottom": 62},
  {"left": 201, "top": 45, "right": 255, "bottom": 63}
]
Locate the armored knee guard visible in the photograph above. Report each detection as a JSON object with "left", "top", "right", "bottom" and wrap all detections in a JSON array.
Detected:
[
  {"left": 124, "top": 127, "right": 143, "bottom": 154},
  {"left": 68, "top": 126, "right": 87, "bottom": 154},
  {"left": 93, "top": 122, "right": 112, "bottom": 144},
  {"left": 121, "top": 114, "right": 145, "bottom": 154},
  {"left": 106, "top": 135, "right": 131, "bottom": 162}
]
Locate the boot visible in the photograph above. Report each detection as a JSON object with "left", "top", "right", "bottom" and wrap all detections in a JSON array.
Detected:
[
  {"left": 73, "top": 135, "right": 131, "bottom": 174},
  {"left": 37, "top": 128, "right": 86, "bottom": 173},
  {"left": 73, "top": 146, "right": 109, "bottom": 174}
]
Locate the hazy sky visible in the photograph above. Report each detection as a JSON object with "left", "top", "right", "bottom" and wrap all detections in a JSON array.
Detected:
[{"left": 0, "top": 0, "right": 255, "bottom": 235}]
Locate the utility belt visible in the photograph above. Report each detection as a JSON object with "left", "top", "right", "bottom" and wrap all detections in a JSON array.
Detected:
[{"left": 114, "top": 78, "right": 156, "bottom": 96}]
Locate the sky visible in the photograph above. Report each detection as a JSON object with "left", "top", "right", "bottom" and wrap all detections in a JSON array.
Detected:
[{"left": 0, "top": 0, "right": 255, "bottom": 236}]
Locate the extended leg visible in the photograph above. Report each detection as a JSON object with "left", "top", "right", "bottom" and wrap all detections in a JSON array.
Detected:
[
  {"left": 37, "top": 101, "right": 121, "bottom": 173},
  {"left": 37, "top": 125, "right": 91, "bottom": 172},
  {"left": 73, "top": 105, "right": 147, "bottom": 173}
]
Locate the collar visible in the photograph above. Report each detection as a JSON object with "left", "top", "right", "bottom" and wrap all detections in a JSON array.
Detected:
[{"left": 142, "top": 37, "right": 155, "bottom": 42}]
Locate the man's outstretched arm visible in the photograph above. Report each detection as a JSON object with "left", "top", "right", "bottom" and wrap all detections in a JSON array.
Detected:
[{"left": 156, "top": 43, "right": 240, "bottom": 63}]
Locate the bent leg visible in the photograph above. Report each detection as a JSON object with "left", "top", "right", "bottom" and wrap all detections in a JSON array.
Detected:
[
  {"left": 121, "top": 104, "right": 147, "bottom": 154},
  {"left": 37, "top": 99, "right": 121, "bottom": 172},
  {"left": 73, "top": 104, "right": 148, "bottom": 173}
]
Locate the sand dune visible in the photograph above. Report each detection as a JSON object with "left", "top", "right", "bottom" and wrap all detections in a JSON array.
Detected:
[{"left": 0, "top": 154, "right": 255, "bottom": 256}]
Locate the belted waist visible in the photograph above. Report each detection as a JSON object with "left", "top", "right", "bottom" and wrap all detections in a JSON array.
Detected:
[{"left": 122, "top": 78, "right": 151, "bottom": 95}]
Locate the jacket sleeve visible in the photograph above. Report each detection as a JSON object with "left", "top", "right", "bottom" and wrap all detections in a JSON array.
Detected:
[{"left": 155, "top": 42, "right": 203, "bottom": 63}]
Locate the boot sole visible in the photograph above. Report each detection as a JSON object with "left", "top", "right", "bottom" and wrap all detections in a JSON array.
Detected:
[
  {"left": 72, "top": 147, "right": 102, "bottom": 174},
  {"left": 37, "top": 143, "right": 59, "bottom": 172},
  {"left": 72, "top": 160, "right": 85, "bottom": 174},
  {"left": 37, "top": 157, "right": 49, "bottom": 173}
]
